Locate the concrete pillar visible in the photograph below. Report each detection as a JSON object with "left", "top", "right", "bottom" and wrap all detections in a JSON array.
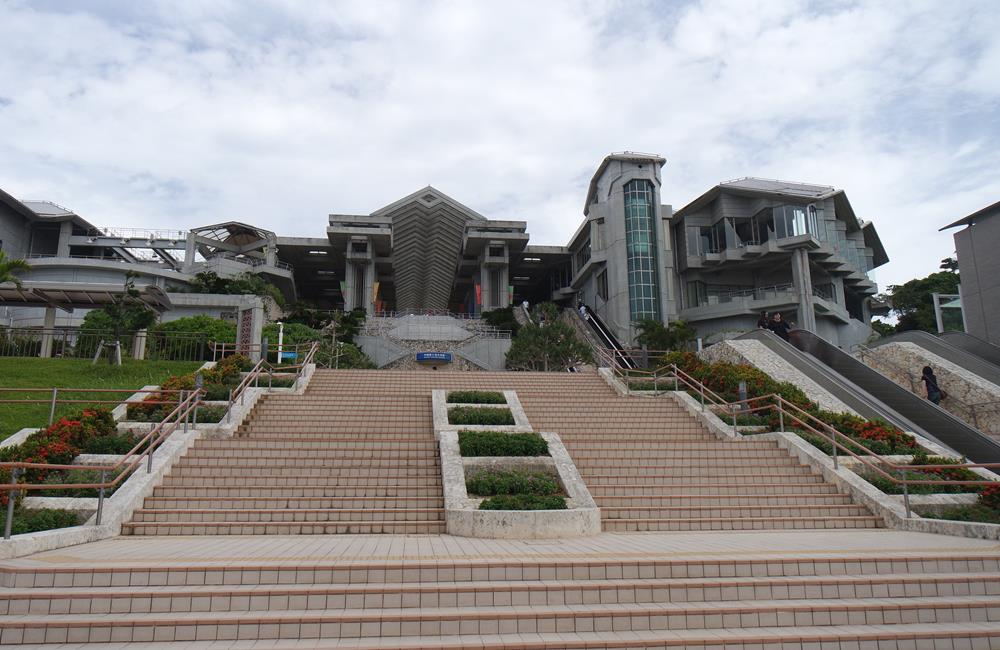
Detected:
[
  {"left": 791, "top": 248, "right": 817, "bottom": 332},
  {"left": 183, "top": 234, "right": 197, "bottom": 272},
  {"left": 132, "top": 329, "right": 148, "bottom": 360},
  {"left": 265, "top": 237, "right": 277, "bottom": 266},
  {"left": 39, "top": 307, "right": 56, "bottom": 358},
  {"left": 57, "top": 222, "right": 73, "bottom": 258}
]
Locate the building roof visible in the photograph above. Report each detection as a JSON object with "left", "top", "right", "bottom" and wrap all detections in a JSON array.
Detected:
[
  {"left": 674, "top": 177, "right": 841, "bottom": 218},
  {"left": 584, "top": 152, "right": 665, "bottom": 215},
  {"left": 939, "top": 199, "right": 1000, "bottom": 231}
]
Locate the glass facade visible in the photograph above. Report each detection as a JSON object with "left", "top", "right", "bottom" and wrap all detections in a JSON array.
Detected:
[{"left": 623, "top": 179, "right": 661, "bottom": 321}]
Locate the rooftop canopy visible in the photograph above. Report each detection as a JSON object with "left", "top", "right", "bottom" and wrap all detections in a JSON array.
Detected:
[{"left": 0, "top": 281, "right": 172, "bottom": 313}]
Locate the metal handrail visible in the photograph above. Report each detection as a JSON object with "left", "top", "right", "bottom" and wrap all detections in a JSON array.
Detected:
[
  {"left": 0, "top": 389, "right": 203, "bottom": 537},
  {"left": 600, "top": 349, "right": 1000, "bottom": 518}
]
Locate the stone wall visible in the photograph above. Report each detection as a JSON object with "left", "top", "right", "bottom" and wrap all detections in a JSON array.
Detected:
[
  {"left": 858, "top": 341, "right": 1000, "bottom": 437},
  {"left": 700, "top": 339, "right": 857, "bottom": 414}
]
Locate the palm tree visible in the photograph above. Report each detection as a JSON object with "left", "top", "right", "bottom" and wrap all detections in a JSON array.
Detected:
[{"left": 0, "top": 250, "right": 30, "bottom": 288}]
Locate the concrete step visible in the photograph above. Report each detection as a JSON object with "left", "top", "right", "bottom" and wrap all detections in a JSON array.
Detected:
[
  {"left": 129, "top": 508, "right": 447, "bottom": 523},
  {"left": 120, "top": 521, "right": 447, "bottom": 535},
  {"left": 141, "top": 497, "right": 446, "bottom": 510},
  {"left": 601, "top": 515, "right": 884, "bottom": 531}
]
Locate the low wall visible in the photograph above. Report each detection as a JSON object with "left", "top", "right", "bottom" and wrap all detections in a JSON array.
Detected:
[{"left": 432, "top": 389, "right": 600, "bottom": 539}]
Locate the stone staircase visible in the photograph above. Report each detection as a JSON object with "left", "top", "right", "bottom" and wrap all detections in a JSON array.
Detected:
[
  {"left": 122, "top": 383, "right": 446, "bottom": 536},
  {"left": 2, "top": 545, "right": 1000, "bottom": 646}
]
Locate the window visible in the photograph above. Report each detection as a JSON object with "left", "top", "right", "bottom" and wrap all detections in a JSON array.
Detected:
[
  {"left": 488, "top": 246, "right": 504, "bottom": 258},
  {"left": 353, "top": 265, "right": 366, "bottom": 310},
  {"left": 685, "top": 281, "right": 707, "bottom": 309},
  {"left": 351, "top": 241, "right": 368, "bottom": 253},
  {"left": 596, "top": 269, "right": 608, "bottom": 301},
  {"left": 623, "top": 179, "right": 661, "bottom": 320}
]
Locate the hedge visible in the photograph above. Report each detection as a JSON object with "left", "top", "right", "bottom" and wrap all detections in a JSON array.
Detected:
[
  {"left": 448, "top": 406, "right": 515, "bottom": 426},
  {"left": 465, "top": 469, "right": 561, "bottom": 496},
  {"left": 479, "top": 494, "right": 567, "bottom": 510},
  {"left": 458, "top": 431, "right": 548, "bottom": 457},
  {"left": 126, "top": 354, "right": 249, "bottom": 421},
  {"left": 8, "top": 508, "right": 81, "bottom": 535},
  {"left": 447, "top": 391, "right": 506, "bottom": 404}
]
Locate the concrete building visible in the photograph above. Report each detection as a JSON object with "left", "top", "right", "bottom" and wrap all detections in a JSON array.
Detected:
[
  {"left": 941, "top": 200, "right": 1000, "bottom": 346},
  {"left": 0, "top": 152, "right": 889, "bottom": 349}
]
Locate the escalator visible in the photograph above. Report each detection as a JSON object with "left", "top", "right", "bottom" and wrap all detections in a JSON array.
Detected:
[
  {"left": 790, "top": 329, "right": 1000, "bottom": 462},
  {"left": 870, "top": 330, "right": 1000, "bottom": 387},
  {"left": 579, "top": 306, "right": 637, "bottom": 370},
  {"left": 939, "top": 331, "right": 1000, "bottom": 370}
]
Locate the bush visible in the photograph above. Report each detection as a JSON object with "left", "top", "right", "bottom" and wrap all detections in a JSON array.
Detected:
[
  {"left": 9, "top": 508, "right": 81, "bottom": 535},
  {"left": 1, "top": 409, "right": 118, "bottom": 486},
  {"left": 920, "top": 504, "right": 1000, "bottom": 524},
  {"left": 465, "top": 469, "right": 561, "bottom": 496},
  {"left": 448, "top": 407, "right": 515, "bottom": 426},
  {"left": 154, "top": 315, "right": 236, "bottom": 343},
  {"left": 41, "top": 467, "right": 128, "bottom": 498},
  {"left": 479, "top": 494, "right": 567, "bottom": 510},
  {"left": 315, "top": 341, "right": 376, "bottom": 369},
  {"left": 979, "top": 484, "right": 1000, "bottom": 511},
  {"left": 194, "top": 405, "right": 228, "bottom": 423},
  {"left": 447, "top": 391, "right": 506, "bottom": 404},
  {"left": 458, "top": 431, "right": 548, "bottom": 457},
  {"left": 481, "top": 306, "right": 520, "bottom": 336},
  {"left": 82, "top": 432, "right": 140, "bottom": 455}
]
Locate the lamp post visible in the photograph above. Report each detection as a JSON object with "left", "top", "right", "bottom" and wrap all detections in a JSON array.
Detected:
[{"left": 276, "top": 321, "right": 285, "bottom": 363}]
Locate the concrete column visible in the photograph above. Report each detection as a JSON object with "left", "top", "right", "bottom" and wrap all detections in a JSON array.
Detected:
[
  {"left": 791, "top": 248, "right": 817, "bottom": 332},
  {"left": 39, "top": 307, "right": 56, "bottom": 358},
  {"left": 265, "top": 238, "right": 277, "bottom": 266},
  {"left": 57, "top": 222, "right": 73, "bottom": 258},
  {"left": 183, "top": 234, "right": 197, "bottom": 272},
  {"left": 132, "top": 329, "right": 147, "bottom": 360}
]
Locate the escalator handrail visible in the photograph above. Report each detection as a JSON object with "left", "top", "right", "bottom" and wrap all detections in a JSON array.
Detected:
[
  {"left": 790, "top": 329, "right": 1000, "bottom": 462},
  {"left": 579, "top": 306, "right": 637, "bottom": 370},
  {"left": 939, "top": 331, "right": 1000, "bottom": 368},
  {"left": 869, "top": 330, "right": 1000, "bottom": 388},
  {"left": 735, "top": 329, "right": 921, "bottom": 429}
]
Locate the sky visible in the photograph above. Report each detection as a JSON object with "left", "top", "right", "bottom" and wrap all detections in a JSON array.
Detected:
[{"left": 1, "top": 0, "right": 999, "bottom": 290}]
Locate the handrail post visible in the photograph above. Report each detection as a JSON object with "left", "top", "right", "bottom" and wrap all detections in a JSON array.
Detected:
[
  {"left": 777, "top": 397, "right": 785, "bottom": 433},
  {"left": 95, "top": 469, "right": 106, "bottom": 526},
  {"left": 49, "top": 387, "right": 58, "bottom": 425},
  {"left": 901, "top": 469, "right": 911, "bottom": 518},
  {"left": 830, "top": 426, "right": 838, "bottom": 469},
  {"left": 227, "top": 388, "right": 233, "bottom": 423},
  {"left": 181, "top": 391, "right": 189, "bottom": 432},
  {"left": 4, "top": 468, "right": 20, "bottom": 540},
  {"left": 731, "top": 404, "right": 737, "bottom": 431},
  {"left": 699, "top": 384, "right": 705, "bottom": 411}
]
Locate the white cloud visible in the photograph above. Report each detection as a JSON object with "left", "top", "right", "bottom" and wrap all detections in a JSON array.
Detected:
[{"left": 0, "top": 0, "right": 998, "bottom": 289}]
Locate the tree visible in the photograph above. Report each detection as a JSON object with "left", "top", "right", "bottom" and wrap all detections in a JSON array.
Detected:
[
  {"left": 634, "top": 318, "right": 696, "bottom": 352},
  {"left": 940, "top": 256, "right": 959, "bottom": 272},
  {"left": 0, "top": 251, "right": 30, "bottom": 288},
  {"left": 95, "top": 273, "right": 158, "bottom": 364},
  {"left": 879, "top": 270, "right": 960, "bottom": 334},
  {"left": 505, "top": 303, "right": 592, "bottom": 371},
  {"left": 187, "top": 271, "right": 286, "bottom": 307}
]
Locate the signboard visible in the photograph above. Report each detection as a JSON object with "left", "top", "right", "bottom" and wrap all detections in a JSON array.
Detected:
[{"left": 416, "top": 352, "right": 452, "bottom": 363}]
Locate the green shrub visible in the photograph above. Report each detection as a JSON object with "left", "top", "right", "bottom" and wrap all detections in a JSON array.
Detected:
[
  {"left": 920, "top": 504, "right": 1000, "bottom": 524},
  {"left": 154, "top": 316, "right": 236, "bottom": 343},
  {"left": 40, "top": 467, "right": 128, "bottom": 498},
  {"left": 447, "top": 391, "right": 506, "bottom": 404},
  {"left": 458, "top": 431, "right": 548, "bottom": 457},
  {"left": 81, "top": 432, "right": 140, "bottom": 455},
  {"left": 479, "top": 494, "right": 568, "bottom": 510},
  {"left": 448, "top": 406, "right": 515, "bottom": 426},
  {"left": 465, "top": 469, "right": 561, "bottom": 496},
  {"left": 980, "top": 484, "right": 1000, "bottom": 510},
  {"left": 481, "top": 306, "right": 520, "bottom": 336},
  {"left": 9, "top": 508, "right": 81, "bottom": 535},
  {"left": 194, "top": 405, "right": 228, "bottom": 424}
]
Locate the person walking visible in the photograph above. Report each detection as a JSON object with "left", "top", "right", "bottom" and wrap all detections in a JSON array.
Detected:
[
  {"left": 921, "top": 366, "right": 945, "bottom": 405},
  {"left": 756, "top": 311, "right": 769, "bottom": 329},
  {"left": 768, "top": 312, "right": 792, "bottom": 342}
]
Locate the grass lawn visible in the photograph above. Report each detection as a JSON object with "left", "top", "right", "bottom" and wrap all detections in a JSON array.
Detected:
[{"left": 0, "top": 358, "right": 202, "bottom": 440}]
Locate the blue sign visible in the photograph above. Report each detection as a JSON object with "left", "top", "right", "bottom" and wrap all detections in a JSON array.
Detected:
[{"left": 416, "top": 352, "right": 452, "bottom": 362}]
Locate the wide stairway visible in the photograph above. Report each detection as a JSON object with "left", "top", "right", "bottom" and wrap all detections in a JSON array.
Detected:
[
  {"left": 3, "top": 536, "right": 1000, "bottom": 647},
  {"left": 122, "top": 376, "right": 446, "bottom": 535}
]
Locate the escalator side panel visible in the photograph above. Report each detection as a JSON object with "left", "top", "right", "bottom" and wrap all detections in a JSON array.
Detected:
[
  {"left": 790, "top": 330, "right": 1000, "bottom": 463},
  {"left": 939, "top": 332, "right": 1000, "bottom": 369}
]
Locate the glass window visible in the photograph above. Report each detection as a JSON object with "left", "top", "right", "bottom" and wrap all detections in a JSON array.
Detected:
[
  {"left": 597, "top": 269, "right": 608, "bottom": 301},
  {"left": 623, "top": 179, "right": 661, "bottom": 321}
]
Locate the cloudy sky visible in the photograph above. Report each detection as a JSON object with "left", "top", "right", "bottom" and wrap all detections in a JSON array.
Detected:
[{"left": 1, "top": 0, "right": 999, "bottom": 289}]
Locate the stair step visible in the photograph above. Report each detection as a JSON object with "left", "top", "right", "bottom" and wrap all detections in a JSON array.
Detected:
[{"left": 121, "top": 521, "right": 447, "bottom": 535}]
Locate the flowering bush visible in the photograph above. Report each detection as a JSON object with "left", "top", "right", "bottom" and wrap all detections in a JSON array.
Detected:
[
  {"left": 662, "top": 351, "right": 919, "bottom": 455},
  {"left": 0, "top": 409, "right": 119, "bottom": 502},
  {"left": 126, "top": 355, "right": 249, "bottom": 421},
  {"left": 979, "top": 484, "right": 1000, "bottom": 511}
]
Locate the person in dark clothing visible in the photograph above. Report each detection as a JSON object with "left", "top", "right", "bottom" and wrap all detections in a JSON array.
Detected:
[
  {"left": 756, "top": 311, "right": 769, "bottom": 329},
  {"left": 921, "top": 365, "right": 944, "bottom": 405},
  {"left": 768, "top": 312, "right": 792, "bottom": 341}
]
